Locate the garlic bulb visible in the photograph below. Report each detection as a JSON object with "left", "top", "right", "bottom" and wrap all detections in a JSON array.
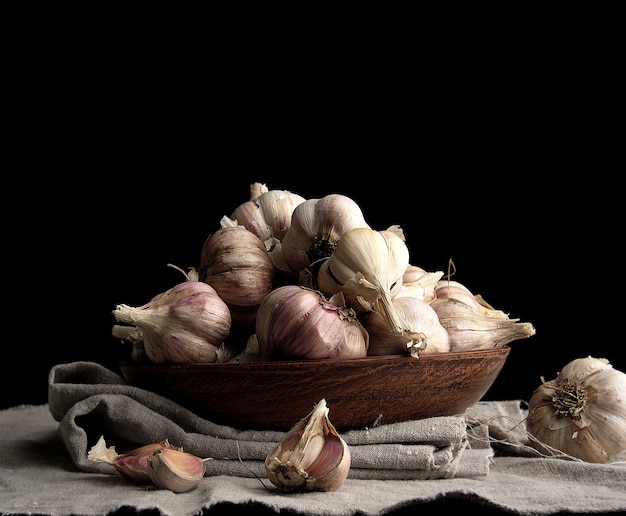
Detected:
[
  {"left": 363, "top": 296, "right": 450, "bottom": 357},
  {"left": 255, "top": 285, "right": 369, "bottom": 360},
  {"left": 526, "top": 356, "right": 626, "bottom": 463},
  {"left": 265, "top": 398, "right": 350, "bottom": 492},
  {"left": 147, "top": 447, "right": 206, "bottom": 493},
  {"left": 434, "top": 279, "right": 510, "bottom": 319},
  {"left": 316, "top": 226, "right": 409, "bottom": 334},
  {"left": 222, "top": 182, "right": 306, "bottom": 244},
  {"left": 112, "top": 281, "right": 232, "bottom": 364},
  {"left": 394, "top": 265, "right": 444, "bottom": 303},
  {"left": 430, "top": 296, "right": 536, "bottom": 351},
  {"left": 221, "top": 182, "right": 306, "bottom": 277},
  {"left": 280, "top": 193, "right": 370, "bottom": 274},
  {"left": 197, "top": 225, "right": 275, "bottom": 327}
]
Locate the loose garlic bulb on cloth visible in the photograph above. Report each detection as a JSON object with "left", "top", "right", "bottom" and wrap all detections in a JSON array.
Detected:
[
  {"left": 265, "top": 398, "right": 350, "bottom": 493},
  {"left": 526, "top": 356, "right": 626, "bottom": 463}
]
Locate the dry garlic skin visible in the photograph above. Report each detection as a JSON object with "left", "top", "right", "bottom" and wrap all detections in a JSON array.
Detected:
[{"left": 526, "top": 356, "right": 626, "bottom": 463}]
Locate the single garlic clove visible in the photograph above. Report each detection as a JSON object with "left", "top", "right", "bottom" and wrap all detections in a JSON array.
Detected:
[
  {"left": 147, "top": 448, "right": 206, "bottom": 493},
  {"left": 265, "top": 398, "right": 351, "bottom": 493}
]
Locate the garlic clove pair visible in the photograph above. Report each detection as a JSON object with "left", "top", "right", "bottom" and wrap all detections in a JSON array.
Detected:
[
  {"left": 88, "top": 436, "right": 206, "bottom": 492},
  {"left": 265, "top": 398, "right": 350, "bottom": 492},
  {"left": 317, "top": 226, "right": 410, "bottom": 335},
  {"left": 88, "top": 436, "right": 179, "bottom": 482}
]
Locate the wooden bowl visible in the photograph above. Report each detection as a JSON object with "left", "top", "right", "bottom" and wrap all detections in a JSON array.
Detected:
[{"left": 119, "top": 347, "right": 510, "bottom": 432}]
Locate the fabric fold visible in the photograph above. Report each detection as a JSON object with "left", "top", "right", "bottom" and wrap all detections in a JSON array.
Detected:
[{"left": 48, "top": 361, "right": 495, "bottom": 480}]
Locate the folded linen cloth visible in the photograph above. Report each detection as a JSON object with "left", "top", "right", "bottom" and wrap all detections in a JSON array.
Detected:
[{"left": 48, "top": 361, "right": 494, "bottom": 480}]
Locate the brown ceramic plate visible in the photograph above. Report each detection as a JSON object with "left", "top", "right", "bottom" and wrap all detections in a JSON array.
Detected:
[{"left": 119, "top": 347, "right": 510, "bottom": 432}]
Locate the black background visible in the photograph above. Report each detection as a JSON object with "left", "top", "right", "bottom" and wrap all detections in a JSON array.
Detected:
[{"left": 4, "top": 40, "right": 622, "bottom": 414}]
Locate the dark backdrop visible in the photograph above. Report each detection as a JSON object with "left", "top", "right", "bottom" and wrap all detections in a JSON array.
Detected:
[{"left": 4, "top": 46, "right": 621, "bottom": 412}]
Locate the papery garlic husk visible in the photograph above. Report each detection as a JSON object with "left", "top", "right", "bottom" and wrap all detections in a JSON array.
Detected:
[
  {"left": 394, "top": 265, "right": 444, "bottom": 303},
  {"left": 280, "top": 193, "right": 370, "bottom": 274},
  {"left": 265, "top": 398, "right": 350, "bottom": 493},
  {"left": 316, "top": 226, "right": 409, "bottom": 334},
  {"left": 147, "top": 447, "right": 207, "bottom": 493},
  {"left": 112, "top": 281, "right": 232, "bottom": 364},
  {"left": 197, "top": 225, "right": 275, "bottom": 327},
  {"left": 228, "top": 333, "right": 264, "bottom": 363},
  {"left": 87, "top": 436, "right": 180, "bottom": 482},
  {"left": 430, "top": 296, "right": 536, "bottom": 351},
  {"left": 112, "top": 324, "right": 148, "bottom": 362},
  {"left": 363, "top": 296, "right": 450, "bottom": 357},
  {"left": 434, "top": 279, "right": 510, "bottom": 319},
  {"left": 526, "top": 356, "right": 626, "bottom": 463},
  {"left": 255, "top": 285, "right": 369, "bottom": 360}
]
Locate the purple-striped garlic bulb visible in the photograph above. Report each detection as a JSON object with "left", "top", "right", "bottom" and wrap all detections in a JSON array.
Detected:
[
  {"left": 112, "top": 281, "right": 231, "bottom": 364},
  {"left": 197, "top": 225, "right": 275, "bottom": 327},
  {"left": 255, "top": 285, "right": 368, "bottom": 360}
]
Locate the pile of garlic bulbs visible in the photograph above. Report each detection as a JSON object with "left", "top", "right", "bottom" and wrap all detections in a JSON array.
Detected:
[{"left": 112, "top": 182, "right": 536, "bottom": 364}]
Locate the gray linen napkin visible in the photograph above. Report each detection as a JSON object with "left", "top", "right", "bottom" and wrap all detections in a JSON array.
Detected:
[{"left": 48, "top": 361, "right": 494, "bottom": 480}]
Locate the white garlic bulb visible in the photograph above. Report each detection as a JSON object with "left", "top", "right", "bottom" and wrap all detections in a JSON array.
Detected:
[
  {"left": 430, "top": 296, "right": 536, "bottom": 351},
  {"left": 526, "top": 356, "right": 626, "bottom": 463},
  {"left": 316, "top": 226, "right": 409, "bottom": 334},
  {"left": 88, "top": 436, "right": 206, "bottom": 492},
  {"left": 221, "top": 182, "right": 306, "bottom": 277},
  {"left": 265, "top": 398, "right": 350, "bottom": 492},
  {"left": 280, "top": 193, "right": 370, "bottom": 274},
  {"left": 223, "top": 182, "right": 306, "bottom": 243},
  {"left": 362, "top": 296, "right": 450, "bottom": 357}
]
